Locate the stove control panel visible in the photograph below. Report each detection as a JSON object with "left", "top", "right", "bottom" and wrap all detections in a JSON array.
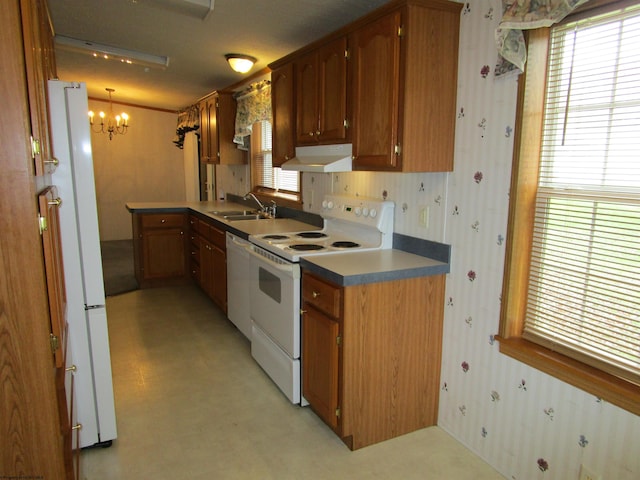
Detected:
[{"left": 321, "top": 194, "right": 394, "bottom": 232}]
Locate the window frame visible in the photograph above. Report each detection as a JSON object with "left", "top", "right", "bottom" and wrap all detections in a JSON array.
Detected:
[
  {"left": 497, "top": 0, "right": 640, "bottom": 416},
  {"left": 249, "top": 120, "right": 302, "bottom": 209}
]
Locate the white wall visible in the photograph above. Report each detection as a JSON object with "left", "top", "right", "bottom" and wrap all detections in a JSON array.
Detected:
[
  {"left": 89, "top": 100, "right": 185, "bottom": 240},
  {"left": 217, "top": 1, "right": 640, "bottom": 478}
]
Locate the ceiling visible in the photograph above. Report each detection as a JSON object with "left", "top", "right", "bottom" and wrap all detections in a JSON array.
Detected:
[{"left": 48, "top": 0, "right": 390, "bottom": 111}]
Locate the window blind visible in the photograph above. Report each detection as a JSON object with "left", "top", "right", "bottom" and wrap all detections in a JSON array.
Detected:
[
  {"left": 251, "top": 121, "right": 299, "bottom": 193},
  {"left": 524, "top": 3, "right": 640, "bottom": 385}
]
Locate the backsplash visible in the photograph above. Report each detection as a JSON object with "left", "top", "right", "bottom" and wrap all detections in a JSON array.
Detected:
[{"left": 216, "top": 2, "right": 639, "bottom": 478}]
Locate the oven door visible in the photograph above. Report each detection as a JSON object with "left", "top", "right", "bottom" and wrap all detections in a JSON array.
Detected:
[{"left": 248, "top": 245, "right": 301, "bottom": 359}]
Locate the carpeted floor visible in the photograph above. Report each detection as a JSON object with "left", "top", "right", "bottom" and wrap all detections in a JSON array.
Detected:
[{"left": 100, "top": 239, "right": 138, "bottom": 296}]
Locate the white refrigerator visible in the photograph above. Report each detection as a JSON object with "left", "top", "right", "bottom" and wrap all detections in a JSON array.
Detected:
[{"left": 49, "top": 80, "right": 117, "bottom": 448}]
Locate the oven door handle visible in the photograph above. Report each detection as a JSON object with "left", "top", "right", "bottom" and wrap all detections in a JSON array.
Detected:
[{"left": 248, "top": 245, "right": 298, "bottom": 274}]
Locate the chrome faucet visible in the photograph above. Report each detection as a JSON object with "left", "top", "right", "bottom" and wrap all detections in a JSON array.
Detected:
[{"left": 243, "top": 192, "right": 266, "bottom": 211}]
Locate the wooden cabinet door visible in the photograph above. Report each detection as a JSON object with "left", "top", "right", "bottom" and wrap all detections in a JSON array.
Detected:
[
  {"left": 295, "top": 50, "right": 319, "bottom": 145},
  {"left": 271, "top": 63, "right": 295, "bottom": 166},
  {"left": 200, "top": 239, "right": 214, "bottom": 298},
  {"left": 21, "top": 0, "right": 56, "bottom": 176},
  {"left": 217, "top": 93, "right": 245, "bottom": 165},
  {"left": 208, "top": 96, "right": 219, "bottom": 163},
  {"left": 350, "top": 10, "right": 402, "bottom": 171},
  {"left": 199, "top": 98, "right": 211, "bottom": 162},
  {"left": 38, "top": 186, "right": 66, "bottom": 368},
  {"left": 211, "top": 245, "right": 227, "bottom": 313},
  {"left": 302, "top": 305, "right": 341, "bottom": 431},
  {"left": 141, "top": 227, "right": 186, "bottom": 281},
  {"left": 317, "top": 37, "right": 348, "bottom": 143}
]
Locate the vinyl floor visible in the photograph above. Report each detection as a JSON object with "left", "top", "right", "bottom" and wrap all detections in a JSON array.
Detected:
[{"left": 81, "top": 285, "right": 504, "bottom": 480}]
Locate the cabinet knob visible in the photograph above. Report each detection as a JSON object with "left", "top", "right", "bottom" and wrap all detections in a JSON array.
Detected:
[
  {"left": 44, "top": 157, "right": 59, "bottom": 166},
  {"left": 161, "top": 219, "right": 166, "bottom": 223},
  {"left": 308, "top": 131, "right": 314, "bottom": 136},
  {"left": 300, "top": 309, "right": 307, "bottom": 314},
  {"left": 316, "top": 130, "right": 321, "bottom": 136},
  {"left": 65, "top": 364, "right": 77, "bottom": 372},
  {"left": 72, "top": 423, "right": 83, "bottom": 431},
  {"left": 312, "top": 291, "right": 320, "bottom": 298}
]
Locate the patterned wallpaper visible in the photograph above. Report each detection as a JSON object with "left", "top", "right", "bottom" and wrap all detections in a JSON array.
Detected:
[
  {"left": 216, "top": 1, "right": 639, "bottom": 478},
  {"left": 437, "top": 2, "right": 639, "bottom": 479}
]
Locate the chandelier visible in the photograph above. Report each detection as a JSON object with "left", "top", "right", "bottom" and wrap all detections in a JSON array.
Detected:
[{"left": 88, "top": 88, "right": 129, "bottom": 140}]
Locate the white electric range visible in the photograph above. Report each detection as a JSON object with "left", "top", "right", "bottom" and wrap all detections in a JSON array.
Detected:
[{"left": 246, "top": 194, "right": 395, "bottom": 404}]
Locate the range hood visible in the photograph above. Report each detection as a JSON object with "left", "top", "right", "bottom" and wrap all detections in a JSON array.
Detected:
[{"left": 280, "top": 144, "right": 353, "bottom": 173}]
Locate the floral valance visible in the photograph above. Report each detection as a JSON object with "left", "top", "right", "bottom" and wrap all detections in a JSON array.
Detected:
[
  {"left": 495, "top": 0, "right": 589, "bottom": 76},
  {"left": 234, "top": 80, "right": 271, "bottom": 143}
]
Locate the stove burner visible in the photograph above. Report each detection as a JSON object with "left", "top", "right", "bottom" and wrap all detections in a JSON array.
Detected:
[
  {"left": 332, "top": 241, "right": 360, "bottom": 249},
  {"left": 262, "top": 234, "right": 289, "bottom": 240},
  {"left": 288, "top": 244, "right": 325, "bottom": 251},
  {"left": 296, "top": 232, "right": 328, "bottom": 239}
]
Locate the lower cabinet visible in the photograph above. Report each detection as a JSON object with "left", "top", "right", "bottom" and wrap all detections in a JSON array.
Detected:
[
  {"left": 132, "top": 211, "right": 228, "bottom": 313},
  {"left": 302, "top": 270, "right": 446, "bottom": 450},
  {"left": 132, "top": 212, "right": 189, "bottom": 288},
  {"left": 190, "top": 216, "right": 227, "bottom": 313}
]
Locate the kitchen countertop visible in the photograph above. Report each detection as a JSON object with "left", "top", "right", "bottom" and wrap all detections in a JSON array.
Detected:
[
  {"left": 301, "top": 249, "right": 449, "bottom": 287},
  {"left": 126, "top": 201, "right": 450, "bottom": 285},
  {"left": 126, "top": 200, "right": 321, "bottom": 239}
]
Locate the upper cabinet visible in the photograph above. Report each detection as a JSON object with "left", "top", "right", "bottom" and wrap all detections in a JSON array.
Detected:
[
  {"left": 295, "top": 36, "right": 349, "bottom": 145},
  {"left": 271, "top": 62, "right": 296, "bottom": 167},
  {"left": 349, "top": 11, "right": 402, "bottom": 171},
  {"left": 351, "top": 1, "right": 461, "bottom": 172},
  {"left": 199, "top": 92, "right": 245, "bottom": 165},
  {"left": 269, "top": 0, "right": 461, "bottom": 173}
]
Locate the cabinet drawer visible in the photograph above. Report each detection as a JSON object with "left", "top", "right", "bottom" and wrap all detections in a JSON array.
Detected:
[
  {"left": 188, "top": 214, "right": 200, "bottom": 234},
  {"left": 141, "top": 213, "right": 185, "bottom": 229},
  {"left": 303, "top": 273, "right": 341, "bottom": 318},
  {"left": 198, "top": 219, "right": 211, "bottom": 239},
  {"left": 210, "top": 225, "right": 226, "bottom": 250}
]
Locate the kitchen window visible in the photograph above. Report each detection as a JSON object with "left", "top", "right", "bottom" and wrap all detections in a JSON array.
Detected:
[
  {"left": 498, "top": 0, "right": 640, "bottom": 415},
  {"left": 250, "top": 120, "right": 301, "bottom": 204}
]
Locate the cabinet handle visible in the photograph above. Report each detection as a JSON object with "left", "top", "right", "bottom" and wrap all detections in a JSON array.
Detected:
[
  {"left": 48, "top": 197, "right": 62, "bottom": 207},
  {"left": 312, "top": 291, "right": 320, "bottom": 298},
  {"left": 65, "top": 365, "right": 77, "bottom": 372},
  {"left": 72, "top": 423, "right": 83, "bottom": 431}
]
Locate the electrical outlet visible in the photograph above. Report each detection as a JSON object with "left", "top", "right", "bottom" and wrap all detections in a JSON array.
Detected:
[
  {"left": 579, "top": 464, "right": 601, "bottom": 480},
  {"left": 419, "top": 206, "right": 429, "bottom": 228}
]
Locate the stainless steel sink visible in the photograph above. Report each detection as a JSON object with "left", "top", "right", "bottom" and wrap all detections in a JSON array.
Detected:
[
  {"left": 207, "top": 209, "right": 268, "bottom": 221},
  {"left": 224, "top": 213, "right": 269, "bottom": 221},
  {"left": 208, "top": 209, "right": 258, "bottom": 216}
]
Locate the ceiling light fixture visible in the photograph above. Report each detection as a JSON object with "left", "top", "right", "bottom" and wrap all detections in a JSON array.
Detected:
[
  {"left": 225, "top": 54, "right": 257, "bottom": 74},
  {"left": 88, "top": 88, "right": 129, "bottom": 140},
  {"left": 55, "top": 35, "right": 170, "bottom": 69}
]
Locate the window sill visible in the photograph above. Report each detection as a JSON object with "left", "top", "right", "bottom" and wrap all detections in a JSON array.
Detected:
[
  {"left": 252, "top": 188, "right": 302, "bottom": 210},
  {"left": 495, "top": 336, "right": 640, "bottom": 416}
]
